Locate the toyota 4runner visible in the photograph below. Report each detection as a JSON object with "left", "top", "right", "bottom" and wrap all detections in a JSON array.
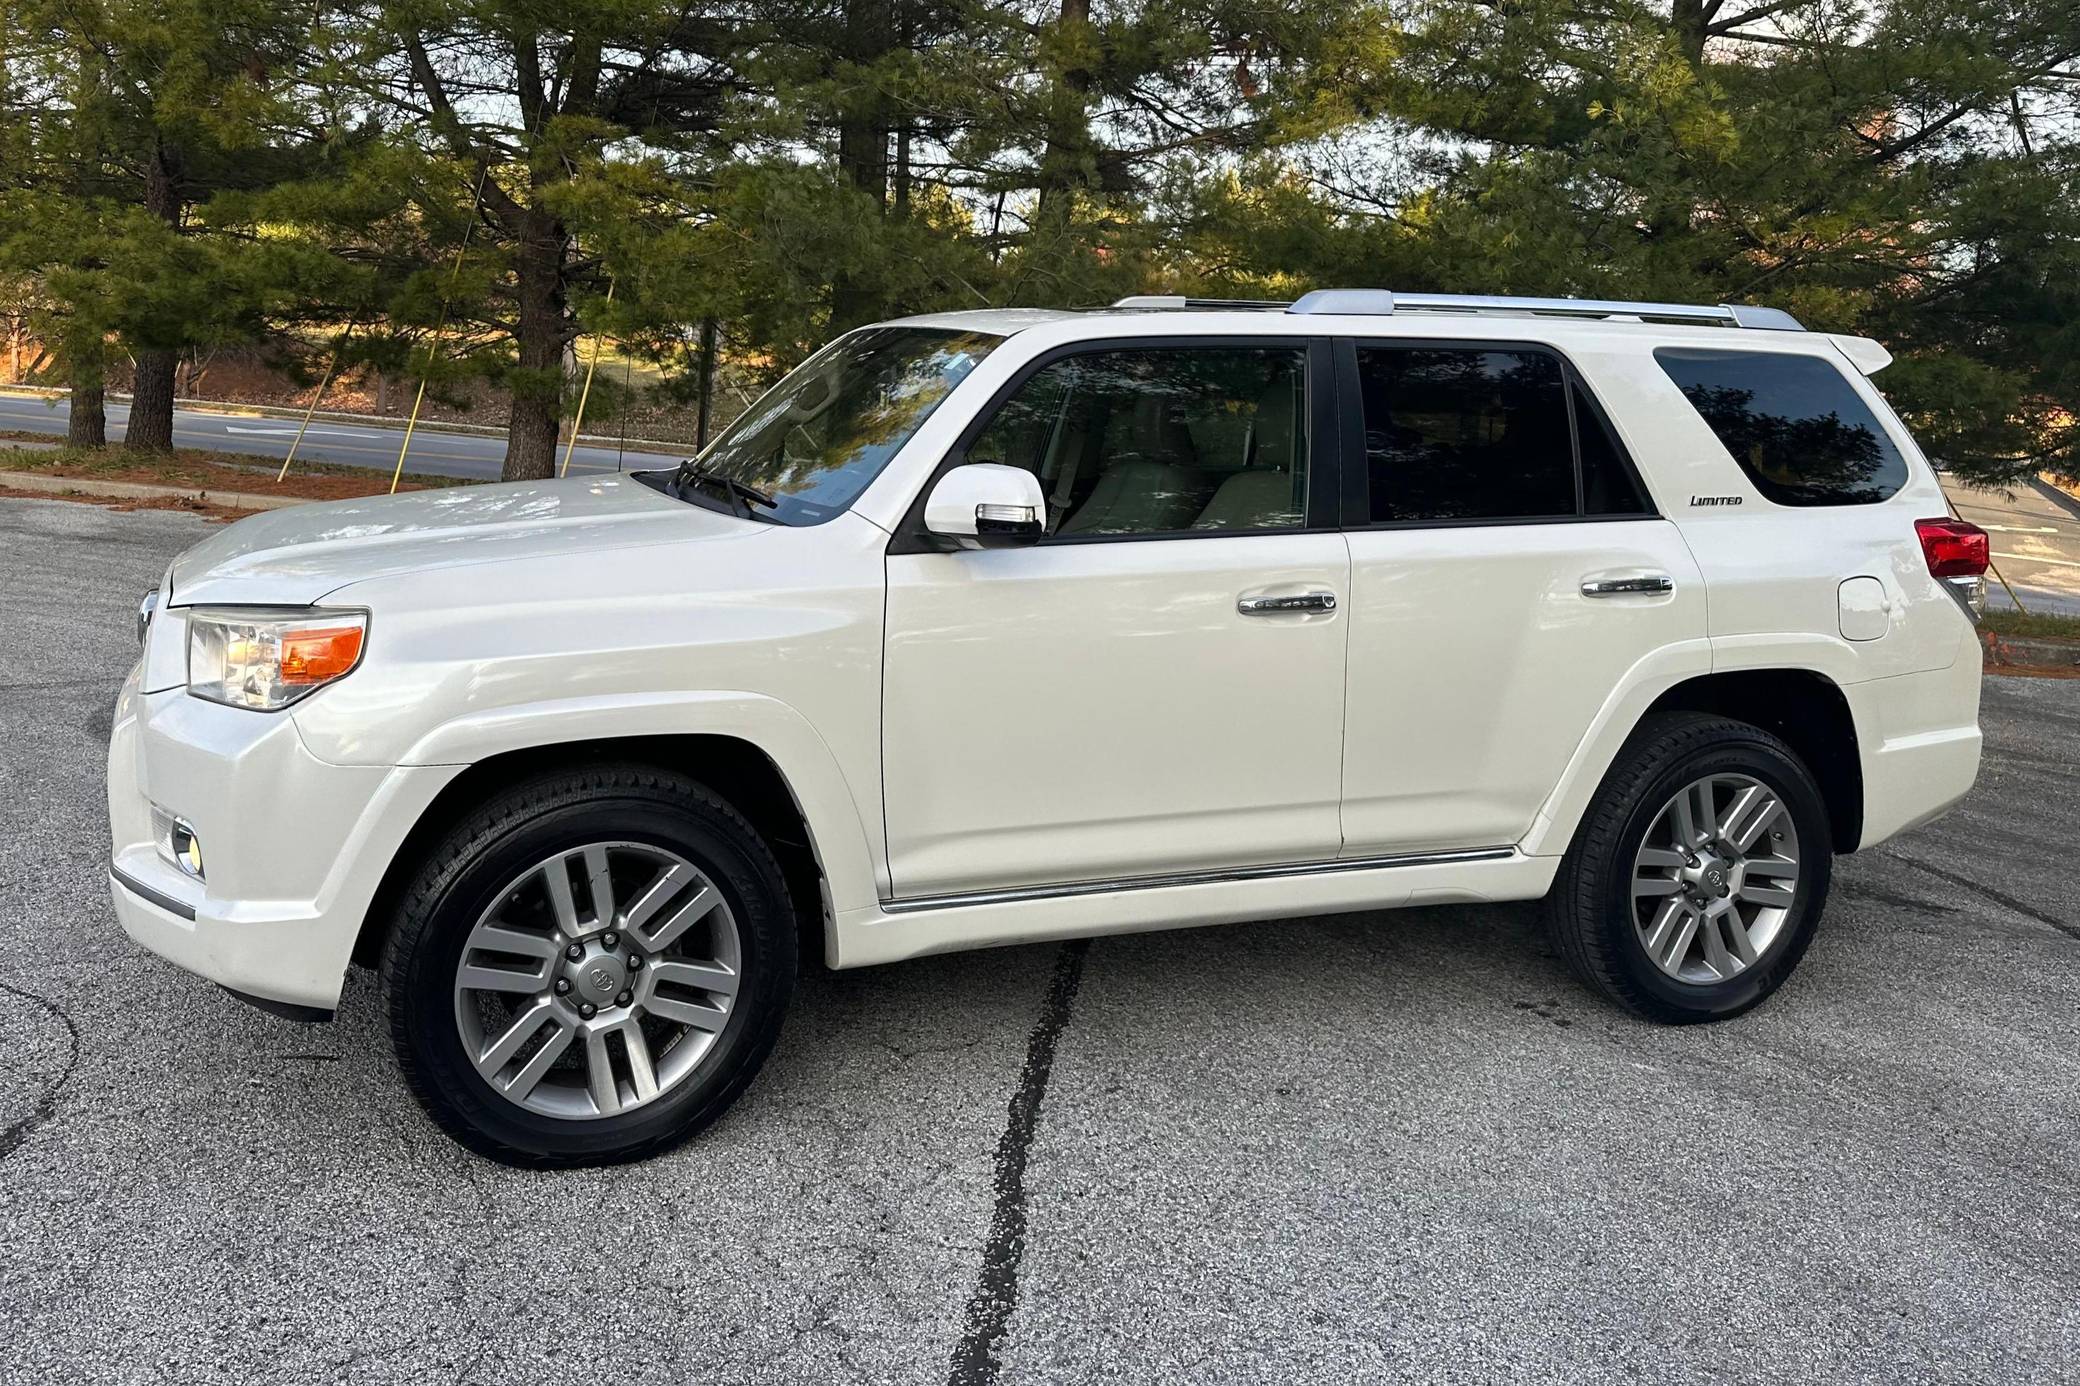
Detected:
[{"left": 108, "top": 289, "right": 1988, "bottom": 1165}]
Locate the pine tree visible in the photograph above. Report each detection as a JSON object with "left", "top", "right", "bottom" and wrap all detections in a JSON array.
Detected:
[
  {"left": 2, "top": 0, "right": 338, "bottom": 452},
  {"left": 1223, "top": 0, "right": 2080, "bottom": 482},
  {"left": 333, "top": 1, "right": 743, "bottom": 480}
]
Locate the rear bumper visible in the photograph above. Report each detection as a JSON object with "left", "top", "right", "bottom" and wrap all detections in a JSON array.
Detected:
[
  {"left": 1847, "top": 657, "right": 1983, "bottom": 850},
  {"left": 107, "top": 672, "right": 459, "bottom": 1012}
]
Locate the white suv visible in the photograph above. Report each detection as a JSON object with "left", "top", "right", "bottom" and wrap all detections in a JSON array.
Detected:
[{"left": 108, "top": 290, "right": 1989, "bottom": 1165}]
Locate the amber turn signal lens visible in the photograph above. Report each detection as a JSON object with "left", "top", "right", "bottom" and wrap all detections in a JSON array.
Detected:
[{"left": 279, "top": 625, "right": 366, "bottom": 685}]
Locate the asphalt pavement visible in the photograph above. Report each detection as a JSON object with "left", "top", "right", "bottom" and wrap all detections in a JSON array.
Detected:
[
  {"left": 0, "top": 391, "right": 684, "bottom": 481},
  {"left": 1, "top": 496, "right": 2076, "bottom": 1384}
]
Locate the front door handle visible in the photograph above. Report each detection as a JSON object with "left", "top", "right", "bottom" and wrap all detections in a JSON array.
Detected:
[
  {"left": 1239, "top": 591, "right": 1337, "bottom": 615},
  {"left": 1581, "top": 573, "right": 1674, "bottom": 598}
]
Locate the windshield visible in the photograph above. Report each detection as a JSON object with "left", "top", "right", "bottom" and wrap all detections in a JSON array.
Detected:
[{"left": 654, "top": 326, "right": 1000, "bottom": 525}]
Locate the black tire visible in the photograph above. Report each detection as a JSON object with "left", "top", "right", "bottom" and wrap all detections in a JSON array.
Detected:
[
  {"left": 381, "top": 763, "right": 796, "bottom": 1167},
  {"left": 1545, "top": 712, "right": 1833, "bottom": 1024}
]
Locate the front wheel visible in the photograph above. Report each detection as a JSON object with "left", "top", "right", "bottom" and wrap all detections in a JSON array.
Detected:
[
  {"left": 381, "top": 764, "right": 796, "bottom": 1166},
  {"left": 1546, "top": 713, "right": 1833, "bottom": 1024}
]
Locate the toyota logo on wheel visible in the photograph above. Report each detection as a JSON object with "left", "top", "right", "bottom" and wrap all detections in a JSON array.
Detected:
[{"left": 588, "top": 965, "right": 614, "bottom": 992}]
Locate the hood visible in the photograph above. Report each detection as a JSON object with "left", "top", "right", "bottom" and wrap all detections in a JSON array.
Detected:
[{"left": 169, "top": 475, "right": 761, "bottom": 607}]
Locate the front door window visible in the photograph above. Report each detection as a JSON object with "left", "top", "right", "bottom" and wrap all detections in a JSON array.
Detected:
[{"left": 965, "top": 346, "right": 1310, "bottom": 536}]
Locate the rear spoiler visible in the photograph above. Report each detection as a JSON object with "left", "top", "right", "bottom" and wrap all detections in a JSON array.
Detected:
[{"left": 1829, "top": 335, "right": 1892, "bottom": 375}]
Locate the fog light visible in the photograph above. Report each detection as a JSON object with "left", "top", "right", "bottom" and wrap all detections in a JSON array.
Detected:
[
  {"left": 152, "top": 806, "right": 204, "bottom": 880},
  {"left": 171, "top": 821, "right": 204, "bottom": 879}
]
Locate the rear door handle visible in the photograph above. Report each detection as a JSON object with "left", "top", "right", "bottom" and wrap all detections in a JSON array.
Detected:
[
  {"left": 1238, "top": 591, "right": 1337, "bottom": 615},
  {"left": 1580, "top": 573, "right": 1674, "bottom": 598}
]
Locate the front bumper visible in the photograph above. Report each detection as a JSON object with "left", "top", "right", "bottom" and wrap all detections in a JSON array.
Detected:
[{"left": 107, "top": 668, "right": 459, "bottom": 1012}]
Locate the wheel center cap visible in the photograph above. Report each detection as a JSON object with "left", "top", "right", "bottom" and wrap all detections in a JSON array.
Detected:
[{"left": 569, "top": 952, "right": 628, "bottom": 1004}]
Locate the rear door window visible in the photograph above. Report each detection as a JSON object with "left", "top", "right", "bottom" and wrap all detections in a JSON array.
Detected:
[
  {"left": 1352, "top": 345, "right": 1650, "bottom": 523},
  {"left": 1653, "top": 348, "right": 1908, "bottom": 506}
]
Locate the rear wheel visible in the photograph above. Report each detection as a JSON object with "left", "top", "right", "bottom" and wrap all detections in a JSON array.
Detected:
[
  {"left": 1546, "top": 713, "right": 1833, "bottom": 1023},
  {"left": 381, "top": 764, "right": 796, "bottom": 1166}
]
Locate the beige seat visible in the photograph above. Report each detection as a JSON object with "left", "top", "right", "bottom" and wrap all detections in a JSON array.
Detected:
[
  {"left": 1060, "top": 397, "right": 1209, "bottom": 535},
  {"left": 1192, "top": 375, "right": 1304, "bottom": 530}
]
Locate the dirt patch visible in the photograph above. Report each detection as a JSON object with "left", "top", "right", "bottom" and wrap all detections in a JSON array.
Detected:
[
  {"left": 0, "top": 483, "right": 255, "bottom": 522},
  {"left": 0, "top": 444, "right": 463, "bottom": 501}
]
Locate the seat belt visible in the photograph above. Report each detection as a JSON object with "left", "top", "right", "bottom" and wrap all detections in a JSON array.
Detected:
[{"left": 1045, "top": 391, "right": 1091, "bottom": 531}]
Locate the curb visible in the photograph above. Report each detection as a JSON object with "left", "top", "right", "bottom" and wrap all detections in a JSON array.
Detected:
[
  {"left": 0, "top": 384, "right": 691, "bottom": 454},
  {"left": 1982, "top": 630, "right": 2080, "bottom": 671},
  {"left": 0, "top": 468, "right": 306, "bottom": 512}
]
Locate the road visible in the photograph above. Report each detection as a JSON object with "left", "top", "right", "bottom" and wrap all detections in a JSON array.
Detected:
[
  {"left": 2, "top": 496, "right": 2077, "bottom": 1384},
  {"left": 0, "top": 390, "right": 684, "bottom": 481},
  {"left": 1941, "top": 473, "right": 2080, "bottom": 616}
]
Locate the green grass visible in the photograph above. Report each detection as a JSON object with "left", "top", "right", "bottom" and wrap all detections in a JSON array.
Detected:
[{"left": 1984, "top": 607, "right": 2080, "bottom": 641}]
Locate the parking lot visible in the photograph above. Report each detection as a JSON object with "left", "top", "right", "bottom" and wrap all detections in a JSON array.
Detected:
[{"left": 2, "top": 494, "right": 2077, "bottom": 1385}]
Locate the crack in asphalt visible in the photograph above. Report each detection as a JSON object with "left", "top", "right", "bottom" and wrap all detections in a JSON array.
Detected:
[
  {"left": 1883, "top": 851, "right": 2080, "bottom": 942},
  {"left": 947, "top": 939, "right": 1090, "bottom": 1386},
  {"left": 0, "top": 978, "right": 82, "bottom": 1164}
]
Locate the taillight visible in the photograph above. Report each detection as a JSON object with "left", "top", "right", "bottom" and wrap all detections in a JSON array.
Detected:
[{"left": 1915, "top": 518, "right": 1989, "bottom": 578}]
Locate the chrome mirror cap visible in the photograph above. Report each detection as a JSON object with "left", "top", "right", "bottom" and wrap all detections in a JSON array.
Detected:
[
  {"left": 923, "top": 463, "right": 1047, "bottom": 549},
  {"left": 136, "top": 588, "right": 160, "bottom": 646}
]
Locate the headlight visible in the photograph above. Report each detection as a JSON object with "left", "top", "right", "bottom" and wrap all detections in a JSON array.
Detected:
[{"left": 187, "top": 607, "right": 368, "bottom": 710}]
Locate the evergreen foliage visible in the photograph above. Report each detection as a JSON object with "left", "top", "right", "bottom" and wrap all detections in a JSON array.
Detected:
[{"left": 1, "top": 0, "right": 2073, "bottom": 482}]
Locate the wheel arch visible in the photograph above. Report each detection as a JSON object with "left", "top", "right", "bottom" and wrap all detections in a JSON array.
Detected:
[
  {"left": 1641, "top": 670, "right": 1862, "bottom": 853},
  {"left": 1531, "top": 666, "right": 1863, "bottom": 862},
  {"left": 351, "top": 733, "right": 849, "bottom": 976}
]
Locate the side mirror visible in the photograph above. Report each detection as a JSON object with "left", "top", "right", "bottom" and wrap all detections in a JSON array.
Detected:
[{"left": 923, "top": 463, "right": 1046, "bottom": 549}]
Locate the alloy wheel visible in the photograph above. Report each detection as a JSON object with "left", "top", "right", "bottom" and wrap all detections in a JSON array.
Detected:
[
  {"left": 451, "top": 841, "right": 742, "bottom": 1119},
  {"left": 1630, "top": 773, "right": 1802, "bottom": 985}
]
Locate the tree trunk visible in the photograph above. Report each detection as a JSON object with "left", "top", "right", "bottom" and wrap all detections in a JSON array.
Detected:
[
  {"left": 1671, "top": 0, "right": 1709, "bottom": 65},
  {"left": 502, "top": 209, "right": 569, "bottom": 481},
  {"left": 126, "top": 146, "right": 183, "bottom": 453},
  {"left": 68, "top": 380, "right": 106, "bottom": 449},
  {"left": 1032, "top": 0, "right": 1096, "bottom": 244},
  {"left": 830, "top": 0, "right": 894, "bottom": 328},
  {"left": 694, "top": 317, "right": 718, "bottom": 449},
  {"left": 127, "top": 348, "right": 178, "bottom": 452}
]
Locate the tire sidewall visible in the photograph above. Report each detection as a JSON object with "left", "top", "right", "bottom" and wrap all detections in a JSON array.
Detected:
[
  {"left": 1597, "top": 735, "right": 1832, "bottom": 1020},
  {"left": 393, "top": 788, "right": 793, "bottom": 1164}
]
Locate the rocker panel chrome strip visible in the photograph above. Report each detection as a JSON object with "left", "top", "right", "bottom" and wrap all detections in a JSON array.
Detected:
[{"left": 880, "top": 847, "right": 1517, "bottom": 914}]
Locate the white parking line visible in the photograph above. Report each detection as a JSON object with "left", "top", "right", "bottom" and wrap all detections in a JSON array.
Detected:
[{"left": 1994, "top": 550, "right": 2080, "bottom": 570}]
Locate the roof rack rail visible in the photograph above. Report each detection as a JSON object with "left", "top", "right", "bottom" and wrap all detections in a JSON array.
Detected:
[
  {"left": 1110, "top": 295, "right": 1292, "bottom": 311},
  {"left": 1283, "top": 289, "right": 1804, "bottom": 331}
]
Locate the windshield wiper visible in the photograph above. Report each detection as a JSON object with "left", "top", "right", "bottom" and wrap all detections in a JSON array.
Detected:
[{"left": 669, "top": 458, "right": 778, "bottom": 518}]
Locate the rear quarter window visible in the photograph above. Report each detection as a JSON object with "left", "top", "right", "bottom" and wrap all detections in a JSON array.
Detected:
[{"left": 1653, "top": 347, "right": 1909, "bottom": 506}]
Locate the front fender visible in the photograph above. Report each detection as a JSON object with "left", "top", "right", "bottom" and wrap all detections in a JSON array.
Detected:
[{"left": 383, "top": 690, "right": 885, "bottom": 915}]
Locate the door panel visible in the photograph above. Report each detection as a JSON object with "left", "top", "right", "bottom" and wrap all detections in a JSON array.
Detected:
[
  {"left": 1340, "top": 520, "right": 1705, "bottom": 855},
  {"left": 884, "top": 534, "right": 1350, "bottom": 897}
]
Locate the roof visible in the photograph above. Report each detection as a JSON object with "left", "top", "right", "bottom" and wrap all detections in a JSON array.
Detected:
[{"left": 879, "top": 293, "right": 1891, "bottom": 372}]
